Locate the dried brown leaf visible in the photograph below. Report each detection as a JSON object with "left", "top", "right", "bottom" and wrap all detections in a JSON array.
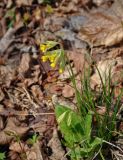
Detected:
[
  {"left": 67, "top": 50, "right": 89, "bottom": 73},
  {"left": 0, "top": 116, "right": 4, "bottom": 130},
  {"left": 48, "top": 129, "right": 67, "bottom": 160},
  {"left": 0, "top": 28, "right": 15, "bottom": 56},
  {"left": 91, "top": 57, "right": 123, "bottom": 90},
  {"left": 16, "top": 0, "right": 33, "bottom": 6},
  {"left": 104, "top": 26, "right": 123, "bottom": 46},
  {"left": 31, "top": 85, "right": 43, "bottom": 101},
  {"left": 26, "top": 141, "right": 43, "bottom": 160},
  {"left": 9, "top": 142, "right": 28, "bottom": 153},
  {"left": 78, "top": 11, "right": 123, "bottom": 46},
  {"left": 9, "top": 151, "right": 21, "bottom": 160},
  {"left": 18, "top": 53, "right": 31, "bottom": 75},
  {"left": 0, "top": 117, "right": 29, "bottom": 145},
  {"left": 0, "top": 64, "right": 17, "bottom": 87},
  {"left": 0, "top": 88, "right": 4, "bottom": 101},
  {"left": 44, "top": 83, "right": 62, "bottom": 96},
  {"left": 62, "top": 84, "right": 74, "bottom": 98},
  {"left": 24, "top": 65, "right": 41, "bottom": 87}
]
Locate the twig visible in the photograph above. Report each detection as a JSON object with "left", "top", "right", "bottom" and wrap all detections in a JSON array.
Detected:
[
  {"left": 103, "top": 140, "right": 123, "bottom": 153},
  {"left": 15, "top": 112, "right": 54, "bottom": 116},
  {"left": 23, "top": 87, "right": 39, "bottom": 108}
]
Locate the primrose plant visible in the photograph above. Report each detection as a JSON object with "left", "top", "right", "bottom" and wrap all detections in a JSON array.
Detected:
[{"left": 40, "top": 41, "right": 122, "bottom": 160}]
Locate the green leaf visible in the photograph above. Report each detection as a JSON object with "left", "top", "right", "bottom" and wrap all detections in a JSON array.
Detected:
[
  {"left": 27, "top": 134, "right": 39, "bottom": 146},
  {"left": 55, "top": 104, "right": 85, "bottom": 147},
  {"left": 45, "top": 41, "right": 59, "bottom": 50},
  {"left": 57, "top": 110, "right": 68, "bottom": 124},
  {"left": 90, "top": 137, "right": 102, "bottom": 149},
  {"left": 0, "top": 152, "right": 5, "bottom": 160},
  {"left": 84, "top": 113, "right": 92, "bottom": 138},
  {"left": 70, "top": 146, "right": 93, "bottom": 158},
  {"left": 67, "top": 111, "right": 72, "bottom": 126},
  {"left": 70, "top": 137, "right": 102, "bottom": 158}
]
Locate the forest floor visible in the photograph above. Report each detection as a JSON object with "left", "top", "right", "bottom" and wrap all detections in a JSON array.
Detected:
[{"left": 0, "top": 0, "right": 123, "bottom": 159}]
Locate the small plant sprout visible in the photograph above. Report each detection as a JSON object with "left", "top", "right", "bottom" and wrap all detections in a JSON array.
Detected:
[
  {"left": 27, "top": 133, "right": 39, "bottom": 146},
  {"left": 40, "top": 41, "right": 66, "bottom": 73}
]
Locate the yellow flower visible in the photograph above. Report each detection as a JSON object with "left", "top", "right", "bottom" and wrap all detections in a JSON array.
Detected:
[
  {"left": 41, "top": 56, "right": 48, "bottom": 62},
  {"left": 50, "top": 57, "right": 55, "bottom": 63},
  {"left": 50, "top": 63, "right": 56, "bottom": 68},
  {"left": 59, "top": 68, "right": 63, "bottom": 73},
  {"left": 49, "top": 54, "right": 57, "bottom": 63},
  {"left": 23, "top": 12, "right": 30, "bottom": 22},
  {"left": 40, "top": 41, "right": 65, "bottom": 73},
  {"left": 40, "top": 44, "right": 47, "bottom": 52}
]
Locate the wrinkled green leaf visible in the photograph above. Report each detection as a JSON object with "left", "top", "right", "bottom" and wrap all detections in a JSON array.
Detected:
[
  {"left": 55, "top": 104, "right": 85, "bottom": 147},
  {"left": 70, "top": 137, "right": 102, "bottom": 158}
]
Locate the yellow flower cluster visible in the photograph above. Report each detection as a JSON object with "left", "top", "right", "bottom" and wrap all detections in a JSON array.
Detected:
[
  {"left": 40, "top": 44, "right": 47, "bottom": 53},
  {"left": 40, "top": 42, "right": 64, "bottom": 73},
  {"left": 42, "top": 53, "right": 57, "bottom": 68}
]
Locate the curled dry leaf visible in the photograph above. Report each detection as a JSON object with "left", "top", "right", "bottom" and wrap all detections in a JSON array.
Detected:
[
  {"left": 31, "top": 85, "right": 43, "bottom": 102},
  {"left": 44, "top": 83, "right": 62, "bottom": 96},
  {"left": 24, "top": 65, "right": 41, "bottom": 87},
  {"left": 0, "top": 28, "right": 15, "bottom": 56},
  {"left": 0, "top": 117, "right": 29, "bottom": 145},
  {"left": 96, "top": 106, "right": 107, "bottom": 115},
  {"left": 0, "top": 88, "right": 4, "bottom": 101},
  {"left": 91, "top": 57, "right": 123, "bottom": 89},
  {"left": 114, "top": 84, "right": 123, "bottom": 99},
  {"left": 16, "top": 0, "right": 33, "bottom": 6},
  {"left": 67, "top": 50, "right": 89, "bottom": 73},
  {"left": 104, "top": 26, "right": 123, "bottom": 46},
  {"left": 9, "top": 151, "right": 22, "bottom": 160},
  {"left": 31, "top": 121, "right": 47, "bottom": 135},
  {"left": 18, "top": 53, "right": 31, "bottom": 76},
  {"left": 93, "top": 0, "right": 105, "bottom": 6},
  {"left": 0, "top": 64, "right": 17, "bottom": 87},
  {"left": 48, "top": 129, "right": 67, "bottom": 160},
  {"left": 78, "top": 11, "right": 123, "bottom": 47},
  {"left": 58, "top": 1, "right": 78, "bottom": 13},
  {"left": 26, "top": 141, "right": 43, "bottom": 160},
  {"left": 62, "top": 84, "right": 74, "bottom": 98},
  {"left": 0, "top": 116, "right": 4, "bottom": 130},
  {"left": 9, "top": 141, "right": 28, "bottom": 153},
  {"left": 52, "top": 95, "right": 76, "bottom": 110}
]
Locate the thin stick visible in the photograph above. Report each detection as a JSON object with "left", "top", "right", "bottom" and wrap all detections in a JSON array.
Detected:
[
  {"left": 103, "top": 140, "right": 123, "bottom": 153},
  {"left": 15, "top": 112, "right": 55, "bottom": 116}
]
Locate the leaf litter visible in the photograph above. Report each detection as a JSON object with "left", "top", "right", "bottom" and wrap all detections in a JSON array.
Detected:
[{"left": 0, "top": 0, "right": 123, "bottom": 159}]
